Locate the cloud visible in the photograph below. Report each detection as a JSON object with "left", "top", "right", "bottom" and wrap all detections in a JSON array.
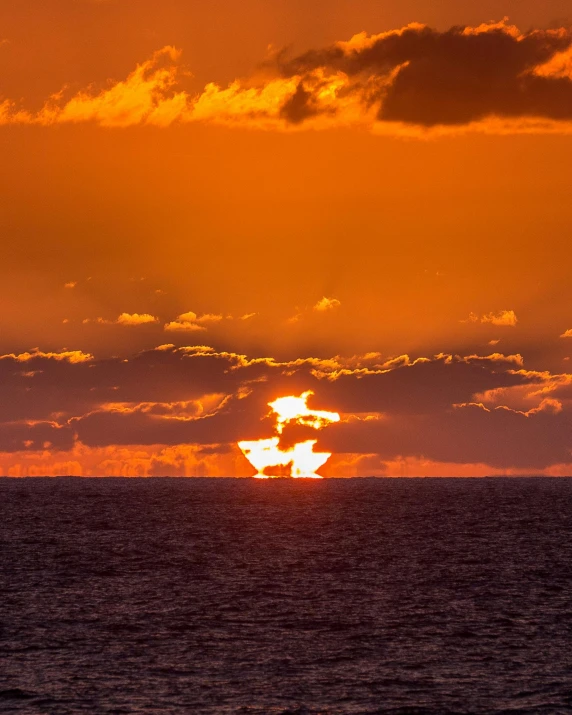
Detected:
[
  {"left": 163, "top": 322, "right": 206, "bottom": 332},
  {"left": 313, "top": 297, "right": 341, "bottom": 312},
  {"left": 287, "top": 297, "right": 341, "bottom": 323},
  {"left": 281, "top": 20, "right": 572, "bottom": 128},
  {"left": 164, "top": 311, "right": 224, "bottom": 331},
  {"left": 50, "top": 46, "right": 186, "bottom": 128},
  {"left": 85, "top": 312, "right": 159, "bottom": 326},
  {"left": 64, "top": 281, "right": 77, "bottom": 289},
  {"left": 314, "top": 353, "right": 529, "bottom": 415},
  {"left": 481, "top": 310, "right": 518, "bottom": 327},
  {"left": 0, "top": 443, "right": 244, "bottom": 478},
  {"left": 86, "top": 312, "right": 227, "bottom": 331},
  {"left": 164, "top": 312, "right": 205, "bottom": 332},
  {"left": 1, "top": 345, "right": 571, "bottom": 473},
  {"left": 3, "top": 21, "right": 572, "bottom": 135},
  {"left": 465, "top": 310, "right": 518, "bottom": 326},
  {"left": 0, "top": 349, "right": 93, "bottom": 364},
  {"left": 116, "top": 313, "right": 159, "bottom": 326},
  {"left": 0, "top": 421, "right": 75, "bottom": 453},
  {"left": 560, "top": 329, "right": 572, "bottom": 337},
  {"left": 0, "top": 44, "right": 189, "bottom": 128},
  {"left": 195, "top": 313, "right": 223, "bottom": 324}
]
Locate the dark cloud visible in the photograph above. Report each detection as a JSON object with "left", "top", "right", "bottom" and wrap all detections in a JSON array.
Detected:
[
  {"left": 317, "top": 355, "right": 533, "bottom": 414},
  {"left": 279, "top": 82, "right": 320, "bottom": 124},
  {"left": 0, "top": 346, "right": 570, "bottom": 471},
  {"left": 279, "top": 23, "right": 572, "bottom": 126},
  {"left": 71, "top": 392, "right": 271, "bottom": 448},
  {"left": 320, "top": 404, "right": 572, "bottom": 470},
  {"left": 0, "top": 348, "right": 241, "bottom": 423},
  {"left": 0, "top": 421, "right": 74, "bottom": 453}
]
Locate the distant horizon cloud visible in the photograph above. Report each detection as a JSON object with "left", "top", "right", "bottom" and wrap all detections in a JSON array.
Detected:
[{"left": 1, "top": 345, "right": 571, "bottom": 476}]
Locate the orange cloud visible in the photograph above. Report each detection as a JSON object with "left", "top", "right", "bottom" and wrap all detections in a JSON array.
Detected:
[
  {"left": 3, "top": 21, "right": 572, "bottom": 135},
  {"left": 313, "top": 296, "right": 341, "bottom": 312},
  {"left": 116, "top": 313, "right": 159, "bottom": 326},
  {"left": 560, "top": 329, "right": 572, "bottom": 338},
  {"left": 164, "top": 312, "right": 205, "bottom": 332},
  {"left": 465, "top": 310, "right": 518, "bottom": 327},
  {"left": 0, "top": 443, "right": 245, "bottom": 478},
  {"left": 533, "top": 46, "right": 572, "bottom": 79},
  {"left": 164, "top": 311, "right": 224, "bottom": 331},
  {"left": 481, "top": 310, "right": 518, "bottom": 327},
  {"left": 287, "top": 297, "right": 341, "bottom": 324},
  {"left": 94, "top": 393, "right": 227, "bottom": 421},
  {"left": 0, "top": 349, "right": 93, "bottom": 363},
  {"left": 48, "top": 46, "right": 186, "bottom": 128},
  {"left": 85, "top": 313, "right": 159, "bottom": 326},
  {"left": 195, "top": 313, "right": 224, "bottom": 324}
]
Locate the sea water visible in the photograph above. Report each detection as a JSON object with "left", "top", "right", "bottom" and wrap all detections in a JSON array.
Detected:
[{"left": 1, "top": 477, "right": 571, "bottom": 714}]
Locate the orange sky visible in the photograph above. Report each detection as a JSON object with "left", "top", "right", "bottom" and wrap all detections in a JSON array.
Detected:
[{"left": 3, "top": 1, "right": 572, "bottom": 477}]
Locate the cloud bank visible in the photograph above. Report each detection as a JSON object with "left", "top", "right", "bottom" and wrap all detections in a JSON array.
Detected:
[
  {"left": 2, "top": 345, "right": 572, "bottom": 476},
  {"left": 2, "top": 20, "right": 572, "bottom": 135}
]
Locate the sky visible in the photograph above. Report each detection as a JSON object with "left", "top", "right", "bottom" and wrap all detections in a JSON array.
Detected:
[{"left": 3, "top": 0, "right": 572, "bottom": 476}]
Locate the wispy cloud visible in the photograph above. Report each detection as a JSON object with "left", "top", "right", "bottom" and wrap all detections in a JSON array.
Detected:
[
  {"left": 84, "top": 313, "right": 159, "bottom": 326},
  {"left": 313, "top": 297, "right": 341, "bottom": 312}
]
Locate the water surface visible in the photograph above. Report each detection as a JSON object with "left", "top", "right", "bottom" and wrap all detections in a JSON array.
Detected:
[{"left": 1, "top": 477, "right": 571, "bottom": 714}]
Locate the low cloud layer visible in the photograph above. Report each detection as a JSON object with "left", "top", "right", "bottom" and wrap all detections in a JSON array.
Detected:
[
  {"left": 2, "top": 345, "right": 572, "bottom": 475},
  {"left": 2, "top": 20, "right": 572, "bottom": 135}
]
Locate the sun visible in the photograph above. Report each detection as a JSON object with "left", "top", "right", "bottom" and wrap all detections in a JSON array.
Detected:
[{"left": 238, "top": 391, "right": 340, "bottom": 478}]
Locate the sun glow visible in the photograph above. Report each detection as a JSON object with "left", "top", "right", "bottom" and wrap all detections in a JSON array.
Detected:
[{"left": 238, "top": 391, "right": 340, "bottom": 478}]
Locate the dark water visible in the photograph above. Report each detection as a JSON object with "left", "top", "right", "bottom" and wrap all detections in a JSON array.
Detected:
[{"left": 1, "top": 478, "right": 572, "bottom": 714}]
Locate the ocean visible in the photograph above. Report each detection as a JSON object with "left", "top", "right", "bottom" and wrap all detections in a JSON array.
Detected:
[{"left": 1, "top": 477, "right": 571, "bottom": 714}]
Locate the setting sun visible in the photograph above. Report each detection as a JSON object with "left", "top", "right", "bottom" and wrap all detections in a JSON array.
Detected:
[{"left": 238, "top": 391, "right": 340, "bottom": 478}]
